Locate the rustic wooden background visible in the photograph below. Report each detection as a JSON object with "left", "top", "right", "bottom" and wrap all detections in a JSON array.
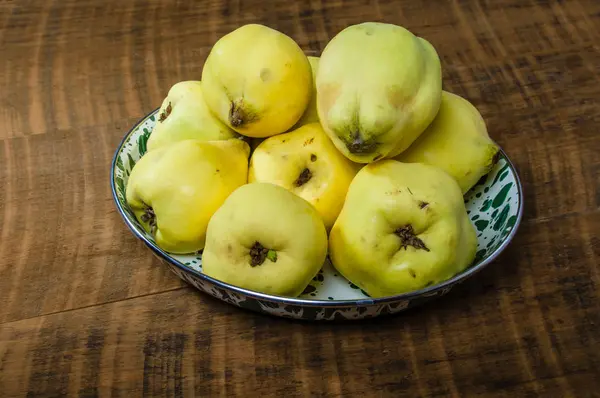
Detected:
[{"left": 0, "top": 0, "right": 599, "bottom": 396}]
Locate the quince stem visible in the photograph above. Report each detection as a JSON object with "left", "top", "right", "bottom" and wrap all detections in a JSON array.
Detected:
[
  {"left": 295, "top": 168, "right": 312, "bottom": 187},
  {"left": 140, "top": 206, "right": 157, "bottom": 235},
  {"left": 229, "top": 99, "right": 257, "bottom": 128},
  {"left": 395, "top": 224, "right": 430, "bottom": 252},
  {"left": 249, "top": 242, "right": 277, "bottom": 267}
]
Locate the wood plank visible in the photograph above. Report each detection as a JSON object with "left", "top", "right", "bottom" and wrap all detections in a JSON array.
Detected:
[
  {"left": 0, "top": 0, "right": 597, "bottom": 326},
  {"left": 1, "top": 0, "right": 599, "bottom": 394},
  {"left": 0, "top": 124, "right": 186, "bottom": 323},
  {"left": 0, "top": 211, "right": 598, "bottom": 397},
  {"left": 1, "top": 0, "right": 600, "bottom": 138}
]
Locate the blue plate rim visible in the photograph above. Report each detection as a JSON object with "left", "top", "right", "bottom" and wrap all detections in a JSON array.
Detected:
[{"left": 110, "top": 108, "right": 524, "bottom": 308}]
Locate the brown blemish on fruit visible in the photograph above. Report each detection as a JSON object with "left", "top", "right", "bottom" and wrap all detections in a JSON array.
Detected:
[
  {"left": 318, "top": 83, "right": 341, "bottom": 115},
  {"left": 295, "top": 168, "right": 312, "bottom": 187},
  {"left": 310, "top": 154, "right": 317, "bottom": 162},
  {"left": 419, "top": 201, "right": 429, "bottom": 209},
  {"left": 303, "top": 137, "right": 315, "bottom": 146},
  {"left": 260, "top": 68, "right": 272, "bottom": 82},
  {"left": 387, "top": 86, "right": 410, "bottom": 110},
  {"left": 408, "top": 268, "right": 417, "bottom": 278},
  {"left": 158, "top": 102, "right": 172, "bottom": 122},
  {"left": 394, "top": 224, "right": 429, "bottom": 252}
]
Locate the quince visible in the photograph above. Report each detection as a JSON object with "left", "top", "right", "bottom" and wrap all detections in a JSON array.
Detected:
[
  {"left": 395, "top": 91, "right": 500, "bottom": 193},
  {"left": 292, "top": 56, "right": 320, "bottom": 129},
  {"left": 248, "top": 123, "right": 360, "bottom": 229},
  {"left": 126, "top": 139, "right": 250, "bottom": 254},
  {"left": 202, "top": 182, "right": 328, "bottom": 297},
  {"left": 316, "top": 22, "right": 442, "bottom": 163},
  {"left": 147, "top": 81, "right": 238, "bottom": 151},
  {"left": 329, "top": 160, "right": 477, "bottom": 297},
  {"left": 201, "top": 24, "right": 312, "bottom": 138}
]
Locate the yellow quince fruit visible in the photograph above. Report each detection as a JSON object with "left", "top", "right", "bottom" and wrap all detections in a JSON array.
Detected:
[
  {"left": 201, "top": 24, "right": 312, "bottom": 138},
  {"left": 248, "top": 123, "right": 360, "bottom": 229},
  {"left": 202, "top": 182, "right": 328, "bottom": 297},
  {"left": 292, "top": 56, "right": 320, "bottom": 129},
  {"left": 395, "top": 91, "right": 500, "bottom": 193},
  {"left": 126, "top": 139, "right": 250, "bottom": 254},
  {"left": 329, "top": 160, "right": 477, "bottom": 298},
  {"left": 316, "top": 22, "right": 442, "bottom": 163},
  {"left": 146, "top": 81, "right": 239, "bottom": 151}
]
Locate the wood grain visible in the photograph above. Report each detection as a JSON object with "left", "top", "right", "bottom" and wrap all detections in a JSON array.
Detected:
[
  {"left": 0, "top": 0, "right": 599, "bottom": 396},
  {"left": 0, "top": 213, "right": 598, "bottom": 397}
]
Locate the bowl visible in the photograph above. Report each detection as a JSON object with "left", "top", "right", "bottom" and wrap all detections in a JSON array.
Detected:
[{"left": 111, "top": 109, "right": 524, "bottom": 321}]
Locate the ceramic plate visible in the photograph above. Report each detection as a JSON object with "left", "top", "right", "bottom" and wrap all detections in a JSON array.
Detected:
[{"left": 111, "top": 109, "right": 524, "bottom": 321}]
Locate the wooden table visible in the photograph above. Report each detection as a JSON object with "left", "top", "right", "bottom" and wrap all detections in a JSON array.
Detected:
[{"left": 1, "top": 0, "right": 599, "bottom": 396}]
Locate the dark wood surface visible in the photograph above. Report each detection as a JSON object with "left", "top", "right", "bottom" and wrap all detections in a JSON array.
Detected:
[{"left": 1, "top": 0, "right": 599, "bottom": 396}]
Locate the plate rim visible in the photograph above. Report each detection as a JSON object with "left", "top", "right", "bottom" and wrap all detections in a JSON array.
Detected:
[{"left": 110, "top": 108, "right": 525, "bottom": 308}]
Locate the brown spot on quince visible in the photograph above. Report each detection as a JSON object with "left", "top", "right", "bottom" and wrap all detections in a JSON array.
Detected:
[{"left": 317, "top": 83, "right": 341, "bottom": 115}]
